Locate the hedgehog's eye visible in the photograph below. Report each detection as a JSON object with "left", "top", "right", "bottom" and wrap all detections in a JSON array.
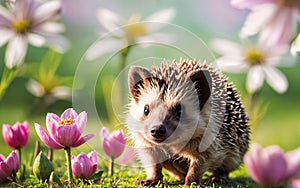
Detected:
[
  {"left": 144, "top": 105, "right": 150, "bottom": 116},
  {"left": 174, "top": 104, "right": 182, "bottom": 119}
]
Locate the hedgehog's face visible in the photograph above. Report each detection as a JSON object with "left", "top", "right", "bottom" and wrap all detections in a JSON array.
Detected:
[{"left": 127, "top": 65, "right": 212, "bottom": 146}]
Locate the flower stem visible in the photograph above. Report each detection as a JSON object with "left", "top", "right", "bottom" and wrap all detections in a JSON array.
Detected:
[
  {"left": 64, "top": 147, "right": 73, "bottom": 184},
  {"left": 17, "top": 148, "right": 21, "bottom": 167},
  {"left": 0, "top": 66, "right": 18, "bottom": 102},
  {"left": 109, "top": 157, "right": 114, "bottom": 176}
]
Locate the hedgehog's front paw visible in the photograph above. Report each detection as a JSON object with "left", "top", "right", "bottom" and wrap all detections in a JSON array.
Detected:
[
  {"left": 184, "top": 175, "right": 200, "bottom": 186},
  {"left": 139, "top": 179, "right": 162, "bottom": 186}
]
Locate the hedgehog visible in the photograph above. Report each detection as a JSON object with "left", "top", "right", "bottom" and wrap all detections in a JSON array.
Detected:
[{"left": 126, "top": 59, "right": 250, "bottom": 186}]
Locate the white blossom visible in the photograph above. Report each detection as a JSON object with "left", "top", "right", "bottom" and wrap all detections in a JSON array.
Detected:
[
  {"left": 0, "top": 0, "right": 68, "bottom": 68},
  {"left": 211, "top": 39, "right": 288, "bottom": 94}
]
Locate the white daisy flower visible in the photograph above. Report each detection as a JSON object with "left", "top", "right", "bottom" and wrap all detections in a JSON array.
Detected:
[
  {"left": 211, "top": 39, "right": 288, "bottom": 94},
  {"left": 86, "top": 8, "right": 176, "bottom": 61},
  {"left": 0, "top": 0, "right": 69, "bottom": 68},
  {"left": 26, "top": 79, "right": 71, "bottom": 104}
]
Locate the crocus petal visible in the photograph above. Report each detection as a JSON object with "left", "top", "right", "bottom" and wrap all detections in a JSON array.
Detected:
[
  {"left": 85, "top": 38, "right": 125, "bottom": 61},
  {"left": 2, "top": 124, "right": 16, "bottom": 148},
  {"left": 61, "top": 108, "right": 78, "bottom": 120},
  {"left": 33, "top": 0, "right": 61, "bottom": 25},
  {"left": 291, "top": 34, "right": 300, "bottom": 56},
  {"left": 285, "top": 148, "right": 300, "bottom": 179},
  {"left": 262, "top": 146, "right": 287, "bottom": 184},
  {"left": 102, "top": 138, "right": 113, "bottom": 157},
  {"left": 0, "top": 29, "right": 13, "bottom": 47},
  {"left": 46, "top": 113, "right": 61, "bottom": 143},
  {"left": 0, "top": 154, "right": 5, "bottom": 162},
  {"left": 291, "top": 179, "right": 300, "bottom": 188},
  {"left": 263, "top": 65, "right": 288, "bottom": 94},
  {"left": 118, "top": 147, "right": 136, "bottom": 165},
  {"left": 246, "top": 66, "right": 264, "bottom": 93},
  {"left": 96, "top": 8, "right": 123, "bottom": 32},
  {"left": 71, "top": 134, "right": 95, "bottom": 148},
  {"left": 239, "top": 4, "right": 277, "bottom": 38},
  {"left": 72, "top": 161, "right": 83, "bottom": 178},
  {"left": 75, "top": 111, "right": 87, "bottom": 134},
  {"left": 231, "top": 0, "right": 276, "bottom": 9},
  {"left": 210, "top": 39, "right": 243, "bottom": 56},
  {"left": 34, "top": 123, "right": 64, "bottom": 149},
  {"left": 10, "top": 151, "right": 19, "bottom": 171},
  {"left": 144, "top": 8, "right": 176, "bottom": 32},
  {"left": 100, "top": 127, "right": 110, "bottom": 142},
  {"left": 16, "top": 121, "right": 29, "bottom": 148},
  {"left": 88, "top": 151, "right": 98, "bottom": 166},
  {"left": 5, "top": 36, "right": 27, "bottom": 69},
  {"left": 244, "top": 143, "right": 265, "bottom": 184},
  {"left": 56, "top": 124, "right": 81, "bottom": 147}
]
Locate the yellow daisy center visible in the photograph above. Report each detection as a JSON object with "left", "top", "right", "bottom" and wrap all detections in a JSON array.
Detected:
[
  {"left": 58, "top": 118, "right": 74, "bottom": 126},
  {"left": 12, "top": 19, "right": 31, "bottom": 34},
  {"left": 125, "top": 14, "right": 147, "bottom": 40},
  {"left": 245, "top": 49, "right": 265, "bottom": 66}
]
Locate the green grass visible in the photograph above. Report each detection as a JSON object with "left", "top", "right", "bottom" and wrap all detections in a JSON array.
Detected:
[{"left": 0, "top": 154, "right": 258, "bottom": 188}]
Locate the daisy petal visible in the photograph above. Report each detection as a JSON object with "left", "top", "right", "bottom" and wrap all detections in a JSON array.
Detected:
[
  {"left": 97, "top": 8, "right": 123, "bottom": 31},
  {"left": 0, "top": 30, "right": 13, "bottom": 47},
  {"left": 28, "top": 33, "right": 46, "bottom": 47},
  {"left": 210, "top": 39, "right": 243, "bottom": 56},
  {"left": 144, "top": 8, "right": 176, "bottom": 32},
  {"left": 239, "top": 4, "right": 276, "bottom": 38},
  {"left": 291, "top": 34, "right": 300, "bottom": 56},
  {"left": 52, "top": 86, "right": 71, "bottom": 99},
  {"left": 137, "top": 32, "right": 174, "bottom": 47},
  {"left": 231, "top": 0, "right": 276, "bottom": 9},
  {"left": 44, "top": 33, "right": 69, "bottom": 53},
  {"left": 5, "top": 36, "right": 27, "bottom": 69},
  {"left": 38, "top": 22, "right": 65, "bottom": 33},
  {"left": 263, "top": 65, "right": 288, "bottom": 94},
  {"left": 85, "top": 38, "right": 125, "bottom": 61},
  {"left": 215, "top": 56, "right": 248, "bottom": 73},
  {"left": 33, "top": 0, "right": 61, "bottom": 24},
  {"left": 26, "top": 79, "right": 45, "bottom": 97},
  {"left": 246, "top": 65, "right": 264, "bottom": 93}
]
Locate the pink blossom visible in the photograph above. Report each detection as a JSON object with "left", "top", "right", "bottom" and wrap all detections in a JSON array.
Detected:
[
  {"left": 231, "top": 0, "right": 300, "bottom": 48},
  {"left": 291, "top": 179, "right": 300, "bottom": 188},
  {"left": 0, "top": 151, "right": 19, "bottom": 183},
  {"left": 100, "top": 127, "right": 126, "bottom": 159},
  {"left": 244, "top": 143, "right": 300, "bottom": 187},
  {"left": 35, "top": 108, "right": 94, "bottom": 149},
  {"left": 2, "top": 121, "right": 29, "bottom": 149},
  {"left": 71, "top": 151, "right": 98, "bottom": 179}
]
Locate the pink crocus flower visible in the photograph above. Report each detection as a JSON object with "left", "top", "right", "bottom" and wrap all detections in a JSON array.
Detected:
[
  {"left": 100, "top": 127, "right": 126, "bottom": 159},
  {"left": 244, "top": 143, "right": 300, "bottom": 187},
  {"left": 231, "top": 0, "right": 300, "bottom": 48},
  {"left": 291, "top": 179, "right": 300, "bottom": 188},
  {"left": 0, "top": 151, "right": 19, "bottom": 183},
  {"left": 2, "top": 121, "right": 29, "bottom": 149},
  {"left": 71, "top": 151, "right": 98, "bottom": 179},
  {"left": 34, "top": 108, "right": 95, "bottom": 149}
]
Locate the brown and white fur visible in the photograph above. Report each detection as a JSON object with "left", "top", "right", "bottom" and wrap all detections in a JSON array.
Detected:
[{"left": 126, "top": 59, "right": 250, "bottom": 186}]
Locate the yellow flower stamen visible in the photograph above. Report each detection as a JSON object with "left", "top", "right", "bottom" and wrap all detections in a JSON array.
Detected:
[
  {"left": 12, "top": 19, "right": 31, "bottom": 34},
  {"left": 125, "top": 14, "right": 147, "bottom": 40},
  {"left": 58, "top": 118, "right": 74, "bottom": 126},
  {"left": 245, "top": 48, "right": 265, "bottom": 66}
]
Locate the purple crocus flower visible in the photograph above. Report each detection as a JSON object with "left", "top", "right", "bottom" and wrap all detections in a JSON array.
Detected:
[
  {"left": 100, "top": 127, "right": 126, "bottom": 159},
  {"left": 35, "top": 108, "right": 94, "bottom": 149},
  {"left": 2, "top": 121, "right": 29, "bottom": 149},
  {"left": 0, "top": 151, "right": 19, "bottom": 183},
  {"left": 244, "top": 143, "right": 300, "bottom": 187},
  {"left": 71, "top": 151, "right": 98, "bottom": 179}
]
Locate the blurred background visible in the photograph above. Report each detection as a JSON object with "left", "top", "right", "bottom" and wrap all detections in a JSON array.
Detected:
[{"left": 0, "top": 0, "right": 300, "bottom": 163}]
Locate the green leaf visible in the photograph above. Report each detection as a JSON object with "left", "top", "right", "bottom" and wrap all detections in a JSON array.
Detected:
[
  {"left": 90, "top": 170, "right": 104, "bottom": 180},
  {"left": 39, "top": 50, "right": 62, "bottom": 83}
]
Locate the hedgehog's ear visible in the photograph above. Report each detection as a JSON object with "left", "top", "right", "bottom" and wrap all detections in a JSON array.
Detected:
[
  {"left": 128, "top": 66, "right": 151, "bottom": 101},
  {"left": 188, "top": 70, "right": 212, "bottom": 110}
]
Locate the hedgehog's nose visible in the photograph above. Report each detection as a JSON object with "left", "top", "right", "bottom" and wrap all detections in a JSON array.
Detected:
[{"left": 150, "top": 125, "right": 166, "bottom": 138}]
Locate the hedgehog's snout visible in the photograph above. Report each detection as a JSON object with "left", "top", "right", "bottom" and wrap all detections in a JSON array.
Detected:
[{"left": 150, "top": 125, "right": 167, "bottom": 140}]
